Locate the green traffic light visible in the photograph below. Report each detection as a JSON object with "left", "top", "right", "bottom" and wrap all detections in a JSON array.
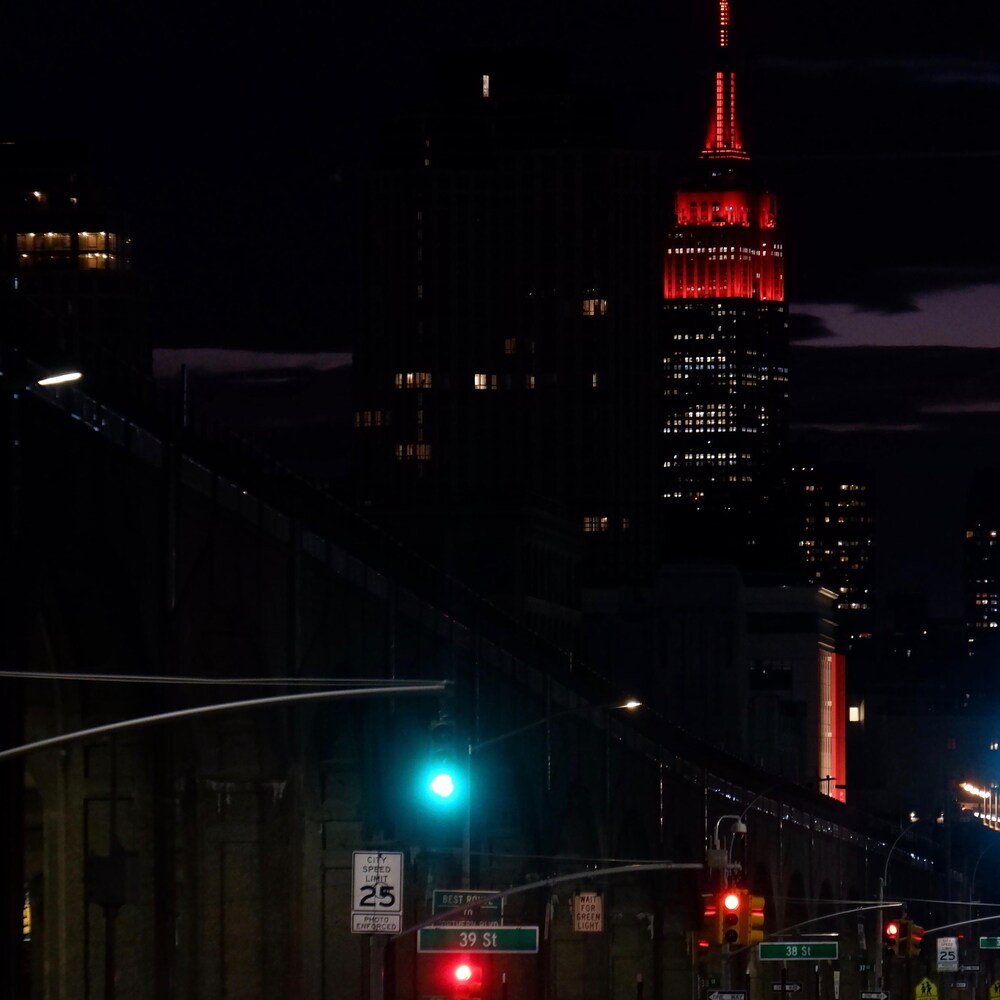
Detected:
[{"left": 429, "top": 771, "right": 455, "bottom": 798}]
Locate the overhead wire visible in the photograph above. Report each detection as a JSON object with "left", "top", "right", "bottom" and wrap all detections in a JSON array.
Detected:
[{"left": 0, "top": 670, "right": 435, "bottom": 688}]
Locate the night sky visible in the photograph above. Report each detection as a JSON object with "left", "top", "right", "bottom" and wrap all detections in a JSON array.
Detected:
[{"left": 4, "top": 0, "right": 999, "bottom": 616}]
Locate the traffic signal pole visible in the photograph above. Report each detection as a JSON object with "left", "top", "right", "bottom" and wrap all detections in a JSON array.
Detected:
[
  {"left": 876, "top": 823, "right": 922, "bottom": 988},
  {"left": 463, "top": 741, "right": 472, "bottom": 889},
  {"left": 877, "top": 874, "right": 885, "bottom": 988}
]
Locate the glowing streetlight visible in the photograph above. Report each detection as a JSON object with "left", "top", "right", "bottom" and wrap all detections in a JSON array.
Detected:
[{"left": 36, "top": 372, "right": 82, "bottom": 386}]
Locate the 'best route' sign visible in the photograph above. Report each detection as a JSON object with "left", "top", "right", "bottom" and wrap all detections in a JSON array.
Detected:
[{"left": 432, "top": 889, "right": 503, "bottom": 925}]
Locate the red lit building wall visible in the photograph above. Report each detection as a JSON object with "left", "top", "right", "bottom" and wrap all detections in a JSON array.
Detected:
[
  {"left": 831, "top": 652, "right": 847, "bottom": 803},
  {"left": 818, "top": 648, "right": 847, "bottom": 803}
]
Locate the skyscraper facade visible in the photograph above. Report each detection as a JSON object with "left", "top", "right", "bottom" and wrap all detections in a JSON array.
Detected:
[
  {"left": 661, "top": 0, "right": 789, "bottom": 566},
  {"left": 793, "top": 462, "right": 875, "bottom": 646},
  {"left": 353, "top": 56, "right": 662, "bottom": 638},
  {"left": 964, "top": 468, "right": 1000, "bottom": 661}
]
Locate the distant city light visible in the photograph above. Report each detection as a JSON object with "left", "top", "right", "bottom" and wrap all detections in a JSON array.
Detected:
[{"left": 960, "top": 781, "right": 991, "bottom": 799}]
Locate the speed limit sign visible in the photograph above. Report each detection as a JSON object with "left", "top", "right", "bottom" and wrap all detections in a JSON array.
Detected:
[
  {"left": 937, "top": 937, "right": 958, "bottom": 972},
  {"left": 352, "top": 850, "right": 404, "bottom": 933}
]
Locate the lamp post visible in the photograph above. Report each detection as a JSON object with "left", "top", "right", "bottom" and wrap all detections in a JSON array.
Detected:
[
  {"left": 876, "top": 819, "right": 923, "bottom": 988},
  {"left": 461, "top": 698, "right": 641, "bottom": 888},
  {"left": 709, "top": 815, "right": 747, "bottom": 884},
  {"left": 971, "top": 839, "right": 1000, "bottom": 903}
]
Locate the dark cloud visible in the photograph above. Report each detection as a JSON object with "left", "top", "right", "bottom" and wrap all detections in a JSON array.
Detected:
[
  {"left": 791, "top": 345, "right": 1000, "bottom": 428},
  {"left": 787, "top": 312, "right": 836, "bottom": 342}
]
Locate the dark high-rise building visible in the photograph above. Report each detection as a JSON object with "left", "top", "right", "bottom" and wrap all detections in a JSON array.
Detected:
[
  {"left": 353, "top": 56, "right": 662, "bottom": 638},
  {"left": 964, "top": 468, "right": 1000, "bottom": 661},
  {"left": 660, "top": 0, "right": 789, "bottom": 566},
  {"left": 793, "top": 462, "right": 875, "bottom": 646},
  {"left": 0, "top": 141, "right": 147, "bottom": 378}
]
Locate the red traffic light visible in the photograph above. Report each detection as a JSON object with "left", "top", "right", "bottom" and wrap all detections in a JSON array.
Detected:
[
  {"left": 449, "top": 960, "right": 483, "bottom": 998},
  {"left": 721, "top": 890, "right": 741, "bottom": 944},
  {"left": 885, "top": 921, "right": 899, "bottom": 938},
  {"left": 450, "top": 960, "right": 482, "bottom": 987}
]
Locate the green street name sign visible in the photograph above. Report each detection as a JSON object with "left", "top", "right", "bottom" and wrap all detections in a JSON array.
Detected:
[
  {"left": 979, "top": 938, "right": 1000, "bottom": 949},
  {"left": 417, "top": 925, "right": 538, "bottom": 954},
  {"left": 760, "top": 942, "right": 839, "bottom": 961},
  {"left": 432, "top": 890, "right": 503, "bottom": 921}
]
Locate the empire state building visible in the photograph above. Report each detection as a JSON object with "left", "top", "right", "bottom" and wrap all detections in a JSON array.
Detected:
[{"left": 661, "top": 0, "right": 789, "bottom": 566}]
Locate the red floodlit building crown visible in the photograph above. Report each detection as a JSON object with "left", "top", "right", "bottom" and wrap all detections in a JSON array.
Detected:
[{"left": 663, "top": 0, "right": 784, "bottom": 303}]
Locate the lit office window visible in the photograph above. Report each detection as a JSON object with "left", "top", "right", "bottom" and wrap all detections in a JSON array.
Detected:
[
  {"left": 394, "top": 443, "right": 432, "bottom": 461},
  {"left": 394, "top": 372, "right": 432, "bottom": 389},
  {"left": 17, "top": 232, "right": 71, "bottom": 251},
  {"left": 79, "top": 253, "right": 115, "bottom": 270},
  {"left": 78, "top": 231, "right": 117, "bottom": 251}
]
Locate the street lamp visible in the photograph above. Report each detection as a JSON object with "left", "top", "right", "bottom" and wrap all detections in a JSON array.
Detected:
[
  {"left": 36, "top": 371, "right": 82, "bottom": 386},
  {"left": 708, "top": 815, "right": 747, "bottom": 884},
  {"left": 461, "top": 698, "right": 641, "bottom": 887}
]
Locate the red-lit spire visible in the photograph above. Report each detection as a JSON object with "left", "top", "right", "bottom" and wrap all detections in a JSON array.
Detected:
[
  {"left": 701, "top": 0, "right": 748, "bottom": 160},
  {"left": 663, "top": 0, "right": 783, "bottom": 302}
]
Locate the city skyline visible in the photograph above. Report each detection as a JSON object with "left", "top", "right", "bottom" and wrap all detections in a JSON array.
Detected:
[
  {"left": 5, "top": 0, "right": 996, "bottom": 347},
  {"left": 3, "top": 0, "right": 998, "bottom": 616}
]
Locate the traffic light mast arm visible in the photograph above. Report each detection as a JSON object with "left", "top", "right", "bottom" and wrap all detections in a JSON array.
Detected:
[
  {"left": 921, "top": 913, "right": 1000, "bottom": 935},
  {"left": 0, "top": 682, "right": 450, "bottom": 761},
  {"left": 726, "top": 902, "right": 900, "bottom": 955},
  {"left": 391, "top": 862, "right": 703, "bottom": 941}
]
